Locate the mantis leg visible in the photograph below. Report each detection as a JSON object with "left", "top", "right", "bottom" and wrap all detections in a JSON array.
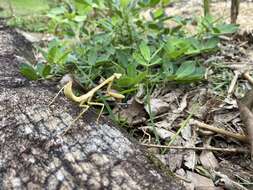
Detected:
[
  {"left": 49, "top": 85, "right": 65, "bottom": 106},
  {"left": 62, "top": 104, "right": 89, "bottom": 135},
  {"left": 87, "top": 102, "right": 104, "bottom": 122},
  {"left": 106, "top": 80, "right": 125, "bottom": 99}
]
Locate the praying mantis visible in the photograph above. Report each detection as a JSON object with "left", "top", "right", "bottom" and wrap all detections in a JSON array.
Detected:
[{"left": 49, "top": 73, "right": 125, "bottom": 135}]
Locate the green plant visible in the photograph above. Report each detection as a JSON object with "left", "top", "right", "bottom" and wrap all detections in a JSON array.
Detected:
[
  {"left": 20, "top": 62, "right": 51, "bottom": 80},
  {"left": 7, "top": 15, "right": 48, "bottom": 32},
  {"left": 20, "top": 0, "right": 239, "bottom": 123}
]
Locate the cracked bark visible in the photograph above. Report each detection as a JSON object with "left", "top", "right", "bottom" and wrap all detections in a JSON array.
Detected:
[{"left": 0, "top": 22, "right": 184, "bottom": 190}]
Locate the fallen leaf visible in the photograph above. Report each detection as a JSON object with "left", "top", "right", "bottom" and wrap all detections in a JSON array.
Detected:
[
  {"left": 200, "top": 151, "right": 219, "bottom": 170},
  {"left": 119, "top": 98, "right": 147, "bottom": 125},
  {"left": 141, "top": 126, "right": 176, "bottom": 140},
  {"left": 186, "top": 171, "right": 214, "bottom": 190},
  {"left": 176, "top": 94, "right": 188, "bottom": 113},
  {"left": 163, "top": 90, "right": 183, "bottom": 104},
  {"left": 156, "top": 151, "right": 184, "bottom": 172},
  {"left": 181, "top": 122, "right": 192, "bottom": 141},
  {"left": 144, "top": 98, "right": 170, "bottom": 116},
  {"left": 184, "top": 150, "right": 196, "bottom": 170}
]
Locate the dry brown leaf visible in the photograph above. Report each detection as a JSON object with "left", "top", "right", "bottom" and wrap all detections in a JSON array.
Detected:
[
  {"left": 156, "top": 152, "right": 184, "bottom": 172},
  {"left": 200, "top": 151, "right": 219, "bottom": 170},
  {"left": 181, "top": 122, "right": 192, "bottom": 141},
  {"left": 140, "top": 126, "right": 180, "bottom": 141},
  {"left": 184, "top": 150, "right": 196, "bottom": 170},
  {"left": 186, "top": 171, "right": 214, "bottom": 190},
  {"left": 144, "top": 98, "right": 170, "bottom": 116},
  {"left": 118, "top": 98, "right": 146, "bottom": 125}
]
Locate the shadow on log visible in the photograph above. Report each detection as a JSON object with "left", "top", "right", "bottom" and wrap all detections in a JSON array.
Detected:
[{"left": 0, "top": 22, "right": 184, "bottom": 190}]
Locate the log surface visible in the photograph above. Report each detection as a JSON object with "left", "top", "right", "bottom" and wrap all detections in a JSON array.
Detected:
[{"left": 0, "top": 22, "right": 184, "bottom": 190}]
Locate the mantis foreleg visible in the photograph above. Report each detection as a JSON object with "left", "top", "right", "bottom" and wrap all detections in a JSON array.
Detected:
[{"left": 106, "top": 80, "right": 125, "bottom": 99}]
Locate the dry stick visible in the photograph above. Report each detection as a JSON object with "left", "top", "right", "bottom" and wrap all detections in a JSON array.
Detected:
[
  {"left": 228, "top": 71, "right": 240, "bottom": 95},
  {"left": 141, "top": 143, "right": 249, "bottom": 153},
  {"left": 191, "top": 120, "right": 248, "bottom": 143}
]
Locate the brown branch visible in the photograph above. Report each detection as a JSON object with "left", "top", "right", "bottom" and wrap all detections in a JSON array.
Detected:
[
  {"left": 141, "top": 143, "right": 249, "bottom": 153},
  {"left": 191, "top": 120, "right": 248, "bottom": 143}
]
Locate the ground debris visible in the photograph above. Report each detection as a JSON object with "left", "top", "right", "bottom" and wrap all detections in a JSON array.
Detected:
[{"left": 137, "top": 35, "right": 253, "bottom": 188}]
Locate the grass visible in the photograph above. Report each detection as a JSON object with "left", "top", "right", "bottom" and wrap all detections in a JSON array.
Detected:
[{"left": 0, "top": 0, "right": 50, "bottom": 17}]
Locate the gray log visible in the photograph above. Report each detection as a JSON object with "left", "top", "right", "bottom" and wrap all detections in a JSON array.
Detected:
[{"left": 0, "top": 22, "right": 184, "bottom": 190}]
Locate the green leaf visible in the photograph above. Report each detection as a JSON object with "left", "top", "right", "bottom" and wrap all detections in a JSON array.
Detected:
[
  {"left": 73, "top": 15, "right": 87, "bottom": 22},
  {"left": 47, "top": 46, "right": 58, "bottom": 64},
  {"left": 152, "top": 8, "right": 164, "bottom": 20},
  {"left": 36, "top": 62, "right": 45, "bottom": 76},
  {"left": 88, "top": 48, "right": 97, "bottom": 65},
  {"left": 36, "top": 63, "right": 51, "bottom": 77},
  {"left": 20, "top": 63, "right": 39, "bottom": 80},
  {"left": 120, "top": 0, "right": 131, "bottom": 8},
  {"left": 175, "top": 61, "right": 196, "bottom": 80},
  {"left": 186, "top": 37, "right": 219, "bottom": 55},
  {"left": 133, "top": 52, "right": 147, "bottom": 66},
  {"left": 162, "top": 0, "right": 170, "bottom": 6},
  {"left": 117, "top": 71, "right": 147, "bottom": 88},
  {"left": 175, "top": 61, "right": 205, "bottom": 82},
  {"left": 139, "top": 42, "right": 151, "bottom": 61},
  {"left": 42, "top": 65, "right": 51, "bottom": 77},
  {"left": 150, "top": 57, "right": 162, "bottom": 66},
  {"left": 164, "top": 37, "right": 191, "bottom": 60},
  {"left": 213, "top": 24, "right": 238, "bottom": 35},
  {"left": 140, "top": 0, "right": 161, "bottom": 7},
  {"left": 47, "top": 7, "right": 66, "bottom": 17}
]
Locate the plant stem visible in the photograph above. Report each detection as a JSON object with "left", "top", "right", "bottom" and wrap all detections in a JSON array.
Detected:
[
  {"left": 203, "top": 0, "right": 211, "bottom": 17},
  {"left": 146, "top": 82, "right": 160, "bottom": 144}
]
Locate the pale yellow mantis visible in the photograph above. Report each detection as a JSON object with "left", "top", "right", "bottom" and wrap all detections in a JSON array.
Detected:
[{"left": 49, "top": 73, "right": 125, "bottom": 134}]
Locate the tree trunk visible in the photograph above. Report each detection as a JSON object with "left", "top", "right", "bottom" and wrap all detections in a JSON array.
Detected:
[
  {"left": 0, "top": 22, "right": 184, "bottom": 190},
  {"left": 231, "top": 0, "right": 240, "bottom": 24}
]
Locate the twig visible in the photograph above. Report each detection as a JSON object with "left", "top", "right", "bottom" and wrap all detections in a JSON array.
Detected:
[
  {"left": 174, "top": 173, "right": 191, "bottom": 183},
  {"left": 228, "top": 71, "right": 240, "bottom": 95},
  {"left": 141, "top": 143, "right": 249, "bottom": 153},
  {"left": 191, "top": 120, "right": 248, "bottom": 143}
]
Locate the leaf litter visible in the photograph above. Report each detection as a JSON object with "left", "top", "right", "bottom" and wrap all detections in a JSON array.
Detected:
[{"left": 123, "top": 2, "right": 253, "bottom": 189}]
